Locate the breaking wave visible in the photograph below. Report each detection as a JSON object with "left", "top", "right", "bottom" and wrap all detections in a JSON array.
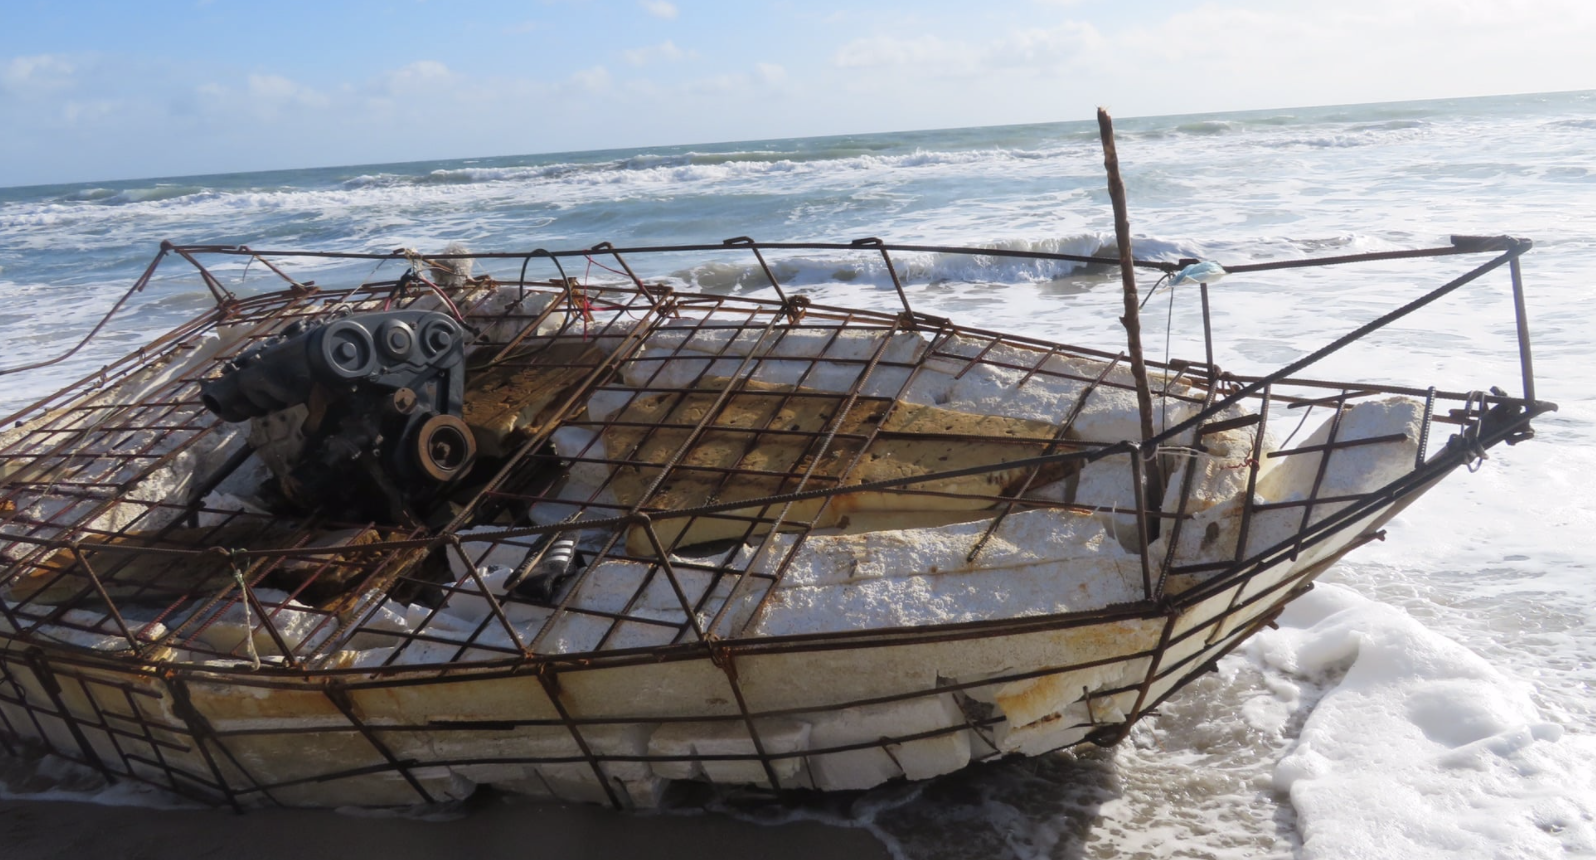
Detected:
[
  {"left": 1266, "top": 120, "right": 1434, "bottom": 150},
  {"left": 0, "top": 144, "right": 1095, "bottom": 240},
  {"left": 1173, "top": 119, "right": 1243, "bottom": 136},
  {"left": 664, "top": 234, "right": 1202, "bottom": 294},
  {"left": 101, "top": 184, "right": 209, "bottom": 205},
  {"left": 345, "top": 146, "right": 1079, "bottom": 192}
]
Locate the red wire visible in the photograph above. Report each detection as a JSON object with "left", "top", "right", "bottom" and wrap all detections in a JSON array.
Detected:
[
  {"left": 578, "top": 259, "right": 595, "bottom": 340},
  {"left": 580, "top": 255, "right": 654, "bottom": 322},
  {"left": 583, "top": 255, "right": 633, "bottom": 279},
  {"left": 411, "top": 273, "right": 467, "bottom": 322}
]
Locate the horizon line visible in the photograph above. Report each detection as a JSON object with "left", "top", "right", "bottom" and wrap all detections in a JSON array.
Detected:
[{"left": 3, "top": 87, "right": 1589, "bottom": 193}]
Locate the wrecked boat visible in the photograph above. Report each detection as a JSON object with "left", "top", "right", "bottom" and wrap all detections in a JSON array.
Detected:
[{"left": 0, "top": 234, "right": 1552, "bottom": 809}]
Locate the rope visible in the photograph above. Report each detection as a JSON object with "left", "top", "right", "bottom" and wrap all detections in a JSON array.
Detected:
[
  {"left": 1459, "top": 390, "right": 1492, "bottom": 473},
  {"left": 229, "top": 550, "right": 262, "bottom": 671}
]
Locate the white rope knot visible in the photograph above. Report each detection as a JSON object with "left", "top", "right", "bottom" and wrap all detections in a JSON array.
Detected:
[{"left": 230, "top": 554, "right": 263, "bottom": 671}]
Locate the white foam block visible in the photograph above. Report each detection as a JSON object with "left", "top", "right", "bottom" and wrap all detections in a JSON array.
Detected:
[
  {"left": 648, "top": 718, "right": 810, "bottom": 786},
  {"left": 1256, "top": 396, "right": 1423, "bottom": 504},
  {"left": 746, "top": 510, "right": 1144, "bottom": 637},
  {"left": 804, "top": 694, "right": 970, "bottom": 790},
  {"left": 1169, "top": 396, "right": 1424, "bottom": 570}
]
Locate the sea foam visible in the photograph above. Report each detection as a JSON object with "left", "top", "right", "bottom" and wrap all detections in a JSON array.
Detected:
[{"left": 1254, "top": 584, "right": 1596, "bottom": 857}]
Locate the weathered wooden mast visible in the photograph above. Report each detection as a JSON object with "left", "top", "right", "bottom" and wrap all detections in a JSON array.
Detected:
[{"left": 1097, "top": 108, "right": 1164, "bottom": 534}]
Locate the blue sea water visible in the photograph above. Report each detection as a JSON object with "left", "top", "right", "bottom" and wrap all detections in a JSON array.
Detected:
[{"left": 0, "top": 90, "right": 1594, "bottom": 858}]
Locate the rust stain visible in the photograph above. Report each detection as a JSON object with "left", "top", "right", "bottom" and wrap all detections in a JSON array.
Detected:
[{"left": 606, "top": 379, "right": 1078, "bottom": 552}]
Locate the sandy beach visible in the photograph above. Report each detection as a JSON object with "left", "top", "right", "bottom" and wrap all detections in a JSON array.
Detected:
[{"left": 0, "top": 796, "right": 891, "bottom": 860}]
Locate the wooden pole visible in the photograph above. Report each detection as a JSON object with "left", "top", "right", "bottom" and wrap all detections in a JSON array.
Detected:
[
  {"left": 1098, "top": 108, "right": 1161, "bottom": 449},
  {"left": 1097, "top": 108, "right": 1157, "bottom": 447},
  {"left": 1097, "top": 108, "right": 1165, "bottom": 537}
]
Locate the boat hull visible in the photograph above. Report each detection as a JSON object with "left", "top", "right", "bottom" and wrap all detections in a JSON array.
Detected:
[
  {"left": 0, "top": 488, "right": 1408, "bottom": 809},
  {"left": 0, "top": 236, "right": 1547, "bottom": 808}
]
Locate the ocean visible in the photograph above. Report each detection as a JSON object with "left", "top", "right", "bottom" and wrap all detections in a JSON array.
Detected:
[{"left": 0, "top": 89, "right": 1593, "bottom": 858}]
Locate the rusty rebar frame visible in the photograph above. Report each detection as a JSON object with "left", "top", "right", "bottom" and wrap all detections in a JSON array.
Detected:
[{"left": 0, "top": 234, "right": 1554, "bottom": 808}]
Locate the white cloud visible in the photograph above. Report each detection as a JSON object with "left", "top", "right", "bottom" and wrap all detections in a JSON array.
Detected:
[
  {"left": 640, "top": 0, "right": 678, "bottom": 19},
  {"left": 815, "top": 0, "right": 1596, "bottom": 119},
  {"left": 247, "top": 73, "right": 330, "bottom": 108},
  {"left": 60, "top": 99, "right": 117, "bottom": 125},
  {"left": 571, "top": 65, "right": 613, "bottom": 92},
  {"left": 992, "top": 22, "right": 1103, "bottom": 66},
  {"left": 1104, "top": 0, "right": 1596, "bottom": 110},
  {"left": 756, "top": 63, "right": 787, "bottom": 85},
  {"left": 1, "top": 54, "right": 76, "bottom": 96},
  {"left": 828, "top": 21, "right": 1105, "bottom": 79},
  {"left": 687, "top": 73, "right": 751, "bottom": 96},
  {"left": 623, "top": 40, "right": 692, "bottom": 66},
  {"left": 383, "top": 60, "right": 453, "bottom": 93},
  {"left": 831, "top": 35, "right": 961, "bottom": 70},
  {"left": 246, "top": 74, "right": 295, "bottom": 100}
]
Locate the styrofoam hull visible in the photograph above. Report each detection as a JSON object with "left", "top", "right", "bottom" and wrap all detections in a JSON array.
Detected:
[{"left": 0, "top": 492, "right": 1402, "bottom": 808}]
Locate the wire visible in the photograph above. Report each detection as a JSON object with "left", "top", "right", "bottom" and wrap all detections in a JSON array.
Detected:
[
  {"left": 1279, "top": 404, "right": 1316, "bottom": 449},
  {"left": 414, "top": 273, "right": 467, "bottom": 322},
  {"left": 583, "top": 255, "right": 634, "bottom": 279},
  {"left": 1138, "top": 272, "right": 1172, "bottom": 311},
  {"left": 383, "top": 270, "right": 416, "bottom": 311},
  {"left": 0, "top": 281, "right": 144, "bottom": 377},
  {"left": 1160, "top": 278, "right": 1177, "bottom": 433}
]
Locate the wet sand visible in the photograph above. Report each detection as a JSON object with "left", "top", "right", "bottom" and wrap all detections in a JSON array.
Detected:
[{"left": 0, "top": 796, "right": 891, "bottom": 860}]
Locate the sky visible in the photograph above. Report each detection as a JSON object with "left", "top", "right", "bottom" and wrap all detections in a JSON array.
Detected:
[{"left": 1, "top": 0, "right": 1593, "bottom": 187}]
